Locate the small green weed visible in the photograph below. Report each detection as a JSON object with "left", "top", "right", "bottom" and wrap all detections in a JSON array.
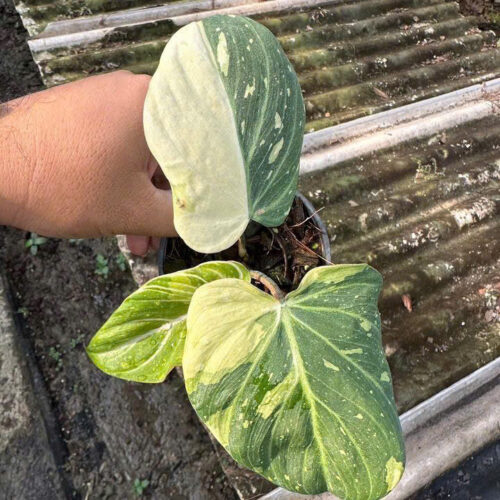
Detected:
[
  {"left": 48, "top": 346, "right": 63, "bottom": 371},
  {"left": 25, "top": 233, "right": 48, "bottom": 255},
  {"left": 95, "top": 254, "right": 109, "bottom": 277},
  {"left": 69, "top": 334, "right": 85, "bottom": 349},
  {"left": 115, "top": 253, "right": 128, "bottom": 272},
  {"left": 133, "top": 478, "right": 150, "bottom": 496},
  {"left": 17, "top": 307, "right": 29, "bottom": 318}
]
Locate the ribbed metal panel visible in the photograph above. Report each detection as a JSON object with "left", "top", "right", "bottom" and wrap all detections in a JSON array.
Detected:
[
  {"left": 18, "top": 0, "right": 500, "bottom": 130},
  {"left": 300, "top": 111, "right": 500, "bottom": 414},
  {"left": 14, "top": 0, "right": 200, "bottom": 35}
]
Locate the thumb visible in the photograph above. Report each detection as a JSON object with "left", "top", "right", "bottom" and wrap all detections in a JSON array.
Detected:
[{"left": 127, "top": 182, "right": 177, "bottom": 237}]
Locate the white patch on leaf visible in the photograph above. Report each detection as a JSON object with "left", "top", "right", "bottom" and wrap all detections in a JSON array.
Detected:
[
  {"left": 216, "top": 32, "right": 229, "bottom": 77},
  {"left": 268, "top": 138, "right": 284, "bottom": 164},
  {"left": 244, "top": 79, "right": 256, "bottom": 98},
  {"left": 361, "top": 319, "right": 371, "bottom": 331},
  {"left": 257, "top": 372, "right": 296, "bottom": 419},
  {"left": 385, "top": 457, "right": 404, "bottom": 492},
  {"left": 323, "top": 359, "right": 339, "bottom": 371},
  {"left": 275, "top": 112, "right": 282, "bottom": 129},
  {"left": 341, "top": 348, "right": 363, "bottom": 355}
]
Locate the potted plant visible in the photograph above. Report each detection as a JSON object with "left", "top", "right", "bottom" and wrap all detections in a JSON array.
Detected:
[{"left": 87, "top": 15, "right": 404, "bottom": 500}]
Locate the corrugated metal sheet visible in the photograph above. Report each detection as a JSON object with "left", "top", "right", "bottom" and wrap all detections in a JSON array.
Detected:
[
  {"left": 14, "top": 0, "right": 246, "bottom": 36},
  {"left": 16, "top": 0, "right": 500, "bottom": 130},
  {"left": 300, "top": 109, "right": 500, "bottom": 414}
]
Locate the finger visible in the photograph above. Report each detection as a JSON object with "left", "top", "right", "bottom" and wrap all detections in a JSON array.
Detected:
[
  {"left": 151, "top": 237, "right": 161, "bottom": 251},
  {"left": 126, "top": 183, "right": 177, "bottom": 237},
  {"left": 126, "top": 235, "right": 151, "bottom": 256},
  {"left": 147, "top": 154, "right": 159, "bottom": 178}
]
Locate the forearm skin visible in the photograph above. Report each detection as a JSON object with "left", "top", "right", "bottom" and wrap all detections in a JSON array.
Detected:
[{"left": 0, "top": 95, "right": 39, "bottom": 229}]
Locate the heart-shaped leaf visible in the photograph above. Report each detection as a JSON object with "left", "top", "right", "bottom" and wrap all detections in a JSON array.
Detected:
[
  {"left": 87, "top": 261, "right": 249, "bottom": 383},
  {"left": 184, "top": 265, "right": 405, "bottom": 499},
  {"left": 144, "top": 15, "right": 304, "bottom": 253}
]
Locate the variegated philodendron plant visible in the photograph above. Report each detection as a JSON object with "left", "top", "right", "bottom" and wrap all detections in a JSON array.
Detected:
[{"left": 87, "top": 15, "right": 405, "bottom": 500}]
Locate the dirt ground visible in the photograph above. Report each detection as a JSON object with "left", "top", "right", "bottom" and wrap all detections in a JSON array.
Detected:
[
  {"left": 0, "top": 0, "right": 42, "bottom": 101},
  {"left": 459, "top": 0, "right": 496, "bottom": 16},
  {"left": 0, "top": 230, "right": 236, "bottom": 499}
]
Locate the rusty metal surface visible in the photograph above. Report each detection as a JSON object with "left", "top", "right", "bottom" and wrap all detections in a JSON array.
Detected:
[
  {"left": 300, "top": 109, "right": 500, "bottom": 414},
  {"left": 14, "top": 0, "right": 206, "bottom": 36},
  {"left": 15, "top": 0, "right": 500, "bottom": 130}
]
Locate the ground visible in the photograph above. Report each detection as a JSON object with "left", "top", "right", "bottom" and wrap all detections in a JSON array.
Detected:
[{"left": 0, "top": 230, "right": 236, "bottom": 499}]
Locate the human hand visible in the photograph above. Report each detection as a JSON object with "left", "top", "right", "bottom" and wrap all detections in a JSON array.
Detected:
[{"left": 0, "top": 71, "right": 175, "bottom": 255}]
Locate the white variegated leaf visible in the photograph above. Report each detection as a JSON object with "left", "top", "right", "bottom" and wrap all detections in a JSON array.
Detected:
[
  {"left": 86, "top": 261, "right": 250, "bottom": 383},
  {"left": 184, "top": 265, "right": 405, "bottom": 499},
  {"left": 144, "top": 15, "right": 304, "bottom": 253}
]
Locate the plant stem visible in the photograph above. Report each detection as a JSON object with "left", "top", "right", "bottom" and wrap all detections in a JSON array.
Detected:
[
  {"left": 250, "top": 271, "right": 285, "bottom": 301},
  {"left": 237, "top": 237, "right": 249, "bottom": 261}
]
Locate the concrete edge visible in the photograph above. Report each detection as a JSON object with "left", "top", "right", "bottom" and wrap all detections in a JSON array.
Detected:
[
  {"left": 301, "top": 78, "right": 500, "bottom": 154},
  {"left": 300, "top": 78, "right": 500, "bottom": 174},
  {"left": 0, "top": 272, "right": 74, "bottom": 498},
  {"left": 261, "top": 357, "right": 500, "bottom": 500}
]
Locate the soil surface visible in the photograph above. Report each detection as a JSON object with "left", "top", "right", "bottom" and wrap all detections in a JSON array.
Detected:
[
  {"left": 0, "top": 0, "right": 42, "bottom": 101},
  {"left": 162, "top": 197, "right": 327, "bottom": 294},
  {"left": 459, "top": 0, "right": 500, "bottom": 33},
  {"left": 459, "top": 0, "right": 495, "bottom": 16},
  {"left": 416, "top": 439, "right": 500, "bottom": 499}
]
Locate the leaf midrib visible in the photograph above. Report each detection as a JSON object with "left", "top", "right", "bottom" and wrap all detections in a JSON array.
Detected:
[
  {"left": 93, "top": 315, "right": 187, "bottom": 353},
  {"left": 199, "top": 20, "right": 250, "bottom": 225},
  {"left": 281, "top": 310, "right": 341, "bottom": 495},
  {"left": 283, "top": 309, "right": 378, "bottom": 498}
]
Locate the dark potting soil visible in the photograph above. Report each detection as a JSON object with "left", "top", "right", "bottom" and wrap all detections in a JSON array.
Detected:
[
  {"left": 0, "top": 0, "right": 43, "bottom": 102},
  {"left": 163, "top": 197, "right": 327, "bottom": 294}
]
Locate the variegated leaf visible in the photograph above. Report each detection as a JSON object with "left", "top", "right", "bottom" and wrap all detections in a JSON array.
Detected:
[
  {"left": 144, "top": 15, "right": 304, "bottom": 253},
  {"left": 184, "top": 265, "right": 405, "bottom": 499},
  {"left": 86, "top": 261, "right": 250, "bottom": 383}
]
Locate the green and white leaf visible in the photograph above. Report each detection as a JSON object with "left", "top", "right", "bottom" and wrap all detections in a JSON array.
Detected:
[
  {"left": 144, "top": 15, "right": 304, "bottom": 253},
  {"left": 86, "top": 261, "right": 250, "bottom": 383},
  {"left": 184, "top": 265, "right": 405, "bottom": 499}
]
